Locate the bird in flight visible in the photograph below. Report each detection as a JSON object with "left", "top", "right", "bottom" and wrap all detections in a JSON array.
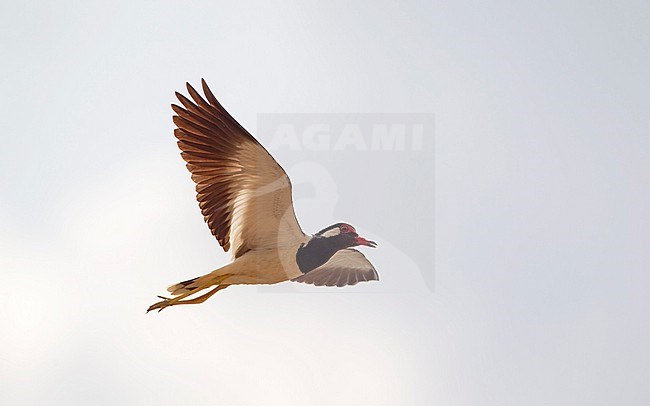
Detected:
[{"left": 147, "top": 80, "right": 378, "bottom": 312}]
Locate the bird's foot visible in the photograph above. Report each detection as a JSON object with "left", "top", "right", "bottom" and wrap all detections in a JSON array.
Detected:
[
  {"left": 146, "top": 285, "right": 229, "bottom": 313},
  {"left": 146, "top": 296, "right": 174, "bottom": 313}
]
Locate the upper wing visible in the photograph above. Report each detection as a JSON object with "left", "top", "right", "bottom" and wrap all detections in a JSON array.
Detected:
[
  {"left": 292, "top": 249, "right": 379, "bottom": 287},
  {"left": 172, "top": 79, "right": 305, "bottom": 258}
]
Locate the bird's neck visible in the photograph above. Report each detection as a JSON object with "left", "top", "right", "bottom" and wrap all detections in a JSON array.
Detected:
[{"left": 296, "top": 236, "right": 346, "bottom": 274}]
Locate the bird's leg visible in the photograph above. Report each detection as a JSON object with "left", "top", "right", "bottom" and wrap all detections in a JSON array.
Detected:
[
  {"left": 147, "top": 285, "right": 229, "bottom": 313},
  {"left": 168, "top": 285, "right": 229, "bottom": 306},
  {"left": 147, "top": 289, "right": 195, "bottom": 313}
]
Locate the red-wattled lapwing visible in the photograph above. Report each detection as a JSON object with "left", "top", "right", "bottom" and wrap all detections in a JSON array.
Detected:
[{"left": 147, "top": 80, "right": 378, "bottom": 312}]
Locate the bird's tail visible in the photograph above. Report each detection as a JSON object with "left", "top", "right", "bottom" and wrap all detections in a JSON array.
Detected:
[{"left": 166, "top": 269, "right": 230, "bottom": 296}]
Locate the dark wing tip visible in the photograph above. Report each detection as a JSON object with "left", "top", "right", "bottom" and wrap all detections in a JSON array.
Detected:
[{"left": 200, "top": 78, "right": 220, "bottom": 108}]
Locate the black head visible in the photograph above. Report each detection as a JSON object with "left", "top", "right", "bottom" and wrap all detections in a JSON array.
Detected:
[
  {"left": 296, "top": 222, "right": 377, "bottom": 274},
  {"left": 316, "top": 222, "right": 377, "bottom": 248}
]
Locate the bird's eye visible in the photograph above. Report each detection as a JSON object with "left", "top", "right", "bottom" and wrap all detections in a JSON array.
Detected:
[{"left": 340, "top": 225, "right": 350, "bottom": 233}]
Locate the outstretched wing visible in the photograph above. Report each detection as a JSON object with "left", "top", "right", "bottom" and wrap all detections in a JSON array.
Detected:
[
  {"left": 172, "top": 79, "right": 305, "bottom": 258},
  {"left": 292, "top": 249, "right": 379, "bottom": 287}
]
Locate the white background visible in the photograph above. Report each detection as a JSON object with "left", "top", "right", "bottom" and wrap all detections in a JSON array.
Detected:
[{"left": 1, "top": 1, "right": 649, "bottom": 405}]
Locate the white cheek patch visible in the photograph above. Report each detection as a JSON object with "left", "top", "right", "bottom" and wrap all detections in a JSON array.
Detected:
[{"left": 321, "top": 228, "right": 341, "bottom": 238}]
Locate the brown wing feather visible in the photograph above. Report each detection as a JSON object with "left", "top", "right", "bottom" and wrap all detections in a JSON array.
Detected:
[
  {"left": 292, "top": 249, "right": 379, "bottom": 287},
  {"left": 173, "top": 79, "right": 305, "bottom": 258}
]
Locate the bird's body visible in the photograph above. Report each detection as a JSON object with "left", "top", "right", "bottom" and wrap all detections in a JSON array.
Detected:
[
  {"left": 147, "top": 80, "right": 378, "bottom": 312},
  {"left": 193, "top": 241, "right": 309, "bottom": 288}
]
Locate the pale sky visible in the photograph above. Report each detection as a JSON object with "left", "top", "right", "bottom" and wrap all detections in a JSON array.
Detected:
[{"left": 1, "top": 1, "right": 650, "bottom": 405}]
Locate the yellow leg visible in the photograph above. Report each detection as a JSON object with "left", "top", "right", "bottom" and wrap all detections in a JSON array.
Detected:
[{"left": 147, "top": 285, "right": 229, "bottom": 313}]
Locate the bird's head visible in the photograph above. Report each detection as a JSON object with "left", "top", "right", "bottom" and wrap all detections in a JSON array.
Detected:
[{"left": 316, "top": 223, "right": 377, "bottom": 249}]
